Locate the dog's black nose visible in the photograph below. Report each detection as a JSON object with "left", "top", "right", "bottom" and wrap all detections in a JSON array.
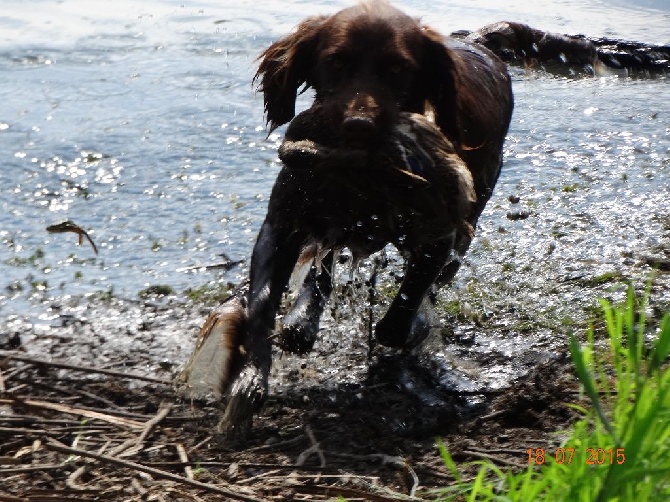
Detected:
[{"left": 342, "top": 116, "right": 376, "bottom": 142}]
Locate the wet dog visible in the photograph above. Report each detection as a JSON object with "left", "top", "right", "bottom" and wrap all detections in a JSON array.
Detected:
[{"left": 183, "top": 1, "right": 514, "bottom": 428}]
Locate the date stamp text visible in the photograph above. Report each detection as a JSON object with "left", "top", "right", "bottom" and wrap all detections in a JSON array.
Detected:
[{"left": 527, "top": 448, "right": 626, "bottom": 465}]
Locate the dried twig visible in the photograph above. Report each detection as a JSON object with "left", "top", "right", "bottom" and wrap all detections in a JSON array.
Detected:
[
  {"left": 1, "top": 415, "right": 116, "bottom": 427},
  {"left": 0, "top": 425, "right": 113, "bottom": 436},
  {"left": 137, "top": 403, "right": 173, "bottom": 443},
  {"left": 44, "top": 438, "right": 265, "bottom": 502},
  {"left": 249, "top": 474, "right": 380, "bottom": 482},
  {"left": 322, "top": 450, "right": 419, "bottom": 496},
  {"left": 177, "top": 259, "right": 243, "bottom": 273},
  {"left": 66, "top": 465, "right": 93, "bottom": 490},
  {"left": 36, "top": 381, "right": 124, "bottom": 410},
  {"left": 238, "top": 462, "right": 336, "bottom": 471},
  {"left": 187, "top": 435, "right": 214, "bottom": 455},
  {"left": 0, "top": 426, "right": 67, "bottom": 434},
  {"left": 462, "top": 449, "right": 526, "bottom": 469},
  {"left": 46, "top": 220, "right": 99, "bottom": 255},
  {"left": 0, "top": 464, "right": 64, "bottom": 474},
  {"left": 164, "top": 488, "right": 208, "bottom": 502},
  {"left": 176, "top": 443, "right": 194, "bottom": 480},
  {"left": 107, "top": 403, "right": 173, "bottom": 457},
  {"left": 296, "top": 425, "right": 326, "bottom": 468},
  {"left": 476, "top": 409, "right": 507, "bottom": 422},
  {"left": 0, "top": 366, "right": 22, "bottom": 400},
  {"left": 244, "top": 434, "right": 306, "bottom": 453},
  {"left": 326, "top": 451, "right": 405, "bottom": 466},
  {"left": 131, "top": 477, "right": 149, "bottom": 497},
  {"left": 467, "top": 445, "right": 536, "bottom": 457},
  {"left": 0, "top": 456, "right": 21, "bottom": 465},
  {"left": 406, "top": 461, "right": 420, "bottom": 498},
  {"left": 0, "top": 494, "right": 29, "bottom": 502},
  {"left": 0, "top": 351, "right": 171, "bottom": 385},
  {"left": 142, "top": 461, "right": 225, "bottom": 469},
  {"left": 297, "top": 483, "right": 423, "bottom": 502},
  {"left": 67, "top": 438, "right": 114, "bottom": 490},
  {"left": 236, "top": 468, "right": 283, "bottom": 485},
  {"left": 0, "top": 397, "right": 144, "bottom": 429}
]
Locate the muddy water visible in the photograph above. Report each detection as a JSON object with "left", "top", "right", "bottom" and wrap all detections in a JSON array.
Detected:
[{"left": 1, "top": 1, "right": 668, "bottom": 395}]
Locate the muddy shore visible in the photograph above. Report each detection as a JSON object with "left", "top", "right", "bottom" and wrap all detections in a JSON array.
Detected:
[{"left": 2, "top": 239, "right": 669, "bottom": 500}]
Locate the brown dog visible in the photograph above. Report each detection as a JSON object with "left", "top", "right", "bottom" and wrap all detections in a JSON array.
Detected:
[{"left": 214, "top": 1, "right": 514, "bottom": 428}]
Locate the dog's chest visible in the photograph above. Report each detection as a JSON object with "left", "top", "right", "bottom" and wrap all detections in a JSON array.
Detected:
[
  {"left": 270, "top": 110, "right": 475, "bottom": 255},
  {"left": 270, "top": 167, "right": 450, "bottom": 256}
]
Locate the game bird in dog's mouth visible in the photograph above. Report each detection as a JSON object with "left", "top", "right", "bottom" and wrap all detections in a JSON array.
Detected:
[{"left": 177, "top": 0, "right": 514, "bottom": 430}]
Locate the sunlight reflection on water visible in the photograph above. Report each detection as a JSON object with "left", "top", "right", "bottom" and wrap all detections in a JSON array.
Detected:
[{"left": 0, "top": 0, "right": 668, "bottom": 329}]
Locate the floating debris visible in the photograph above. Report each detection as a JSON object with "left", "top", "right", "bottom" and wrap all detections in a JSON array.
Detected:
[{"left": 46, "top": 220, "right": 98, "bottom": 255}]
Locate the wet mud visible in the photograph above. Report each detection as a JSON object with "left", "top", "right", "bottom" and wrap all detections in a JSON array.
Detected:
[
  {"left": 0, "top": 295, "right": 580, "bottom": 501},
  {"left": 2, "top": 238, "right": 669, "bottom": 499}
]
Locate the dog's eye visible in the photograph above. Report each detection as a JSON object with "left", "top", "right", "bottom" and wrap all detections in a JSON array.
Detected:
[
  {"left": 388, "top": 61, "right": 409, "bottom": 75},
  {"left": 389, "top": 63, "right": 404, "bottom": 74},
  {"left": 328, "top": 56, "right": 346, "bottom": 70}
]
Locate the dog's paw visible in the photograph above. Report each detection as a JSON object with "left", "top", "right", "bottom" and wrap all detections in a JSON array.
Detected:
[
  {"left": 375, "top": 310, "right": 431, "bottom": 349},
  {"left": 406, "top": 311, "right": 432, "bottom": 347},
  {"left": 278, "top": 293, "right": 322, "bottom": 354},
  {"left": 278, "top": 319, "right": 318, "bottom": 354},
  {"left": 218, "top": 364, "right": 268, "bottom": 432}
]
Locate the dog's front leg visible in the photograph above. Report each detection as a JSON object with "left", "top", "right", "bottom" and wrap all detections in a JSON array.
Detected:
[
  {"left": 279, "top": 251, "right": 334, "bottom": 353},
  {"left": 375, "top": 237, "right": 455, "bottom": 348},
  {"left": 220, "top": 219, "right": 303, "bottom": 429}
]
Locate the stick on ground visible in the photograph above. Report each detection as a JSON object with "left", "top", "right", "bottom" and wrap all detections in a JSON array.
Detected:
[
  {"left": 0, "top": 351, "right": 171, "bottom": 385},
  {"left": 44, "top": 438, "right": 266, "bottom": 502},
  {"left": 0, "top": 398, "right": 144, "bottom": 429}
]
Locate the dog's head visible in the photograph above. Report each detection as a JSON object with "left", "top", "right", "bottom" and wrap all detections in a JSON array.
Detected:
[{"left": 255, "top": 1, "right": 459, "bottom": 148}]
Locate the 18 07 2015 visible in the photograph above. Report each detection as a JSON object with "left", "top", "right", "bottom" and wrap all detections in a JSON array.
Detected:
[{"left": 527, "top": 448, "right": 626, "bottom": 465}]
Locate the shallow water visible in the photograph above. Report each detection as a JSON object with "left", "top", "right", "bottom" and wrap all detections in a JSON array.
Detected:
[{"left": 1, "top": 1, "right": 668, "bottom": 390}]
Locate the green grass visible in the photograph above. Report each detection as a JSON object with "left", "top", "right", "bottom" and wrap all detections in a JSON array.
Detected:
[
  {"left": 183, "top": 282, "right": 235, "bottom": 305},
  {"left": 436, "top": 283, "right": 670, "bottom": 501},
  {"left": 576, "top": 271, "right": 628, "bottom": 288},
  {"left": 138, "top": 284, "right": 176, "bottom": 298},
  {"left": 5, "top": 248, "right": 45, "bottom": 267}
]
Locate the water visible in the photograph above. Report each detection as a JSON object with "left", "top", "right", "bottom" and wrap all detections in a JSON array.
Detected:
[{"left": 0, "top": 0, "right": 668, "bottom": 332}]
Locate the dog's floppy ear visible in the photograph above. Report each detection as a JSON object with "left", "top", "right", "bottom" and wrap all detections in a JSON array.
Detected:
[
  {"left": 419, "top": 27, "right": 490, "bottom": 152},
  {"left": 254, "top": 16, "right": 327, "bottom": 132},
  {"left": 417, "top": 26, "right": 464, "bottom": 147},
  {"left": 419, "top": 26, "right": 512, "bottom": 153}
]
